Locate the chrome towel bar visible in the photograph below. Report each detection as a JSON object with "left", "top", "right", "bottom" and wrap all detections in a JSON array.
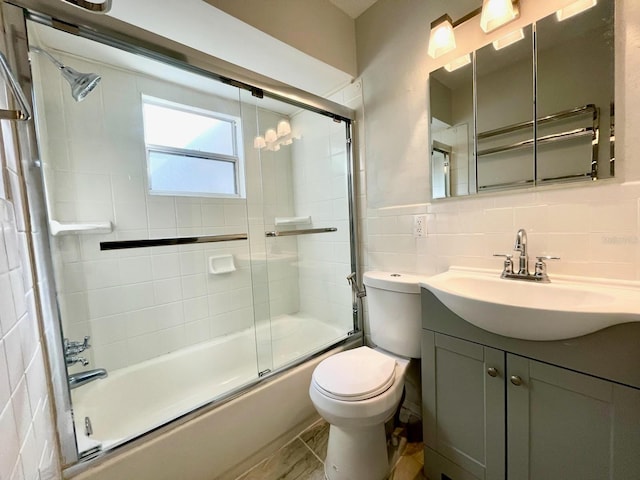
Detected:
[
  {"left": 100, "top": 233, "right": 247, "bottom": 251},
  {"left": 265, "top": 227, "right": 337, "bottom": 237}
]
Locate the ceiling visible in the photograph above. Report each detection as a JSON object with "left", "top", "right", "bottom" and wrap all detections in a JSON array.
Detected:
[{"left": 328, "top": 0, "right": 378, "bottom": 19}]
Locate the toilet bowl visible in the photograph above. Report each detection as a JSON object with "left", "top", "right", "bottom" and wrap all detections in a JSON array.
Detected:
[
  {"left": 309, "top": 271, "right": 426, "bottom": 480},
  {"left": 309, "top": 346, "right": 409, "bottom": 480}
]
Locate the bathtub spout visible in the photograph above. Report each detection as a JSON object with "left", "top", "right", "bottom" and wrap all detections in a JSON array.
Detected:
[{"left": 69, "top": 368, "right": 108, "bottom": 389}]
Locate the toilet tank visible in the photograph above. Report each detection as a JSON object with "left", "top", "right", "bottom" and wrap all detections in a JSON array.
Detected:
[{"left": 363, "top": 271, "right": 425, "bottom": 358}]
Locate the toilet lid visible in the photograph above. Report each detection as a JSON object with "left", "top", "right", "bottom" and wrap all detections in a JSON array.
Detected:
[{"left": 312, "top": 347, "right": 396, "bottom": 401}]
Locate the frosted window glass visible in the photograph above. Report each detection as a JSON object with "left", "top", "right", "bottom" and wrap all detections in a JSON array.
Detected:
[
  {"left": 142, "top": 97, "right": 243, "bottom": 197},
  {"left": 143, "top": 103, "right": 235, "bottom": 155},
  {"left": 148, "top": 151, "right": 236, "bottom": 196}
]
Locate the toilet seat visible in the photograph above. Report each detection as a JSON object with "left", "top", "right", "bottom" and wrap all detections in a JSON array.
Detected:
[{"left": 312, "top": 347, "right": 396, "bottom": 401}]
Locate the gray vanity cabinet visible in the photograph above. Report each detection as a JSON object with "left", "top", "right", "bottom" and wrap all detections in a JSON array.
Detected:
[
  {"left": 422, "top": 331, "right": 640, "bottom": 480},
  {"left": 422, "top": 332, "right": 505, "bottom": 480},
  {"left": 506, "top": 354, "right": 640, "bottom": 480}
]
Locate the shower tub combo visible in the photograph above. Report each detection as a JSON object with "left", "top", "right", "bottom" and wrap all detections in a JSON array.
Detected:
[
  {"left": 72, "top": 315, "right": 346, "bottom": 453},
  {"left": 4, "top": 1, "right": 361, "bottom": 478}
]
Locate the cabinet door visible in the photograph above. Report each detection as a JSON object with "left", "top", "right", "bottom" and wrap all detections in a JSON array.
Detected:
[
  {"left": 422, "top": 332, "right": 505, "bottom": 480},
  {"left": 507, "top": 354, "right": 640, "bottom": 480}
]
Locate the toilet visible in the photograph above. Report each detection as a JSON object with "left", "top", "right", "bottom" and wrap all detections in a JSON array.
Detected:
[{"left": 309, "top": 271, "right": 424, "bottom": 480}]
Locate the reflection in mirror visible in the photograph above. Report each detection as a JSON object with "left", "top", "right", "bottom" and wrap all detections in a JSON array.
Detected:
[
  {"left": 428, "top": 0, "right": 615, "bottom": 199},
  {"left": 430, "top": 57, "right": 473, "bottom": 198},
  {"left": 476, "top": 25, "right": 534, "bottom": 191},
  {"left": 536, "top": 0, "right": 615, "bottom": 182}
]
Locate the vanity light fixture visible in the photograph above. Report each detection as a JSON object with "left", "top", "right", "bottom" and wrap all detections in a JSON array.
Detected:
[
  {"left": 428, "top": 14, "right": 456, "bottom": 58},
  {"left": 428, "top": 8, "right": 483, "bottom": 59},
  {"left": 556, "top": 0, "right": 597, "bottom": 22},
  {"left": 253, "top": 119, "right": 296, "bottom": 151},
  {"left": 492, "top": 28, "right": 525, "bottom": 50},
  {"left": 444, "top": 53, "right": 472, "bottom": 72},
  {"left": 428, "top": 0, "right": 519, "bottom": 59},
  {"left": 480, "top": 0, "right": 520, "bottom": 33}
]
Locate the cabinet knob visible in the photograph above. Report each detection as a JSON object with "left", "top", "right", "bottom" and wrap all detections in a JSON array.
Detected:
[
  {"left": 487, "top": 367, "right": 499, "bottom": 377},
  {"left": 510, "top": 375, "right": 523, "bottom": 386}
]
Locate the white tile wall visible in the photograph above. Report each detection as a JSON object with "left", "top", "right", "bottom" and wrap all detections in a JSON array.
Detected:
[
  {"left": 289, "top": 90, "right": 357, "bottom": 333},
  {"left": 31, "top": 50, "right": 352, "bottom": 372},
  {"left": 0, "top": 199, "right": 60, "bottom": 480},
  {"left": 357, "top": 0, "right": 640, "bottom": 284},
  {"left": 30, "top": 54, "right": 273, "bottom": 372}
]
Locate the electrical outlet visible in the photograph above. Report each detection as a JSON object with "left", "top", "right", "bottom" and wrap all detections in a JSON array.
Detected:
[{"left": 413, "top": 214, "right": 427, "bottom": 237}]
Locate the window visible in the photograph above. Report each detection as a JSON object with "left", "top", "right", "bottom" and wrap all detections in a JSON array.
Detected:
[{"left": 142, "top": 96, "right": 245, "bottom": 197}]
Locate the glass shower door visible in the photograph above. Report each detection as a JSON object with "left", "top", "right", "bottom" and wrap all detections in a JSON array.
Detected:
[
  {"left": 27, "top": 19, "right": 266, "bottom": 454},
  {"left": 243, "top": 91, "right": 355, "bottom": 372}
]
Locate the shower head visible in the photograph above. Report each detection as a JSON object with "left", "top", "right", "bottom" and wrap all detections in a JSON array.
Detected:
[
  {"left": 30, "top": 47, "right": 101, "bottom": 102},
  {"left": 60, "top": 67, "right": 101, "bottom": 102}
]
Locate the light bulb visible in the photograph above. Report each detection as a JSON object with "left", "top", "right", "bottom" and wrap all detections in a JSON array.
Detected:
[
  {"left": 253, "top": 136, "right": 266, "bottom": 149},
  {"left": 265, "top": 128, "right": 277, "bottom": 143},
  {"left": 556, "top": 0, "right": 597, "bottom": 22},
  {"left": 277, "top": 120, "right": 291, "bottom": 137},
  {"left": 492, "top": 28, "right": 524, "bottom": 50},
  {"left": 480, "top": 0, "right": 520, "bottom": 33},
  {"left": 444, "top": 54, "right": 471, "bottom": 72},
  {"left": 428, "top": 15, "right": 456, "bottom": 59}
]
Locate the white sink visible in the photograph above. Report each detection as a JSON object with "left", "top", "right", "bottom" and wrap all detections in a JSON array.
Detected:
[{"left": 421, "top": 267, "right": 640, "bottom": 341}]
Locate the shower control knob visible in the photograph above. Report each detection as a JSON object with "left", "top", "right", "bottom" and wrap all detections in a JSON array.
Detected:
[
  {"left": 487, "top": 367, "right": 499, "bottom": 377},
  {"left": 510, "top": 375, "right": 523, "bottom": 386}
]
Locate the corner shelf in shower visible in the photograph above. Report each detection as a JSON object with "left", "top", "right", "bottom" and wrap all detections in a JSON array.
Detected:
[{"left": 49, "top": 220, "right": 113, "bottom": 236}]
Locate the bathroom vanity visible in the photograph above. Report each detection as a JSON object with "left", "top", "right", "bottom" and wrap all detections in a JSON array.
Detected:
[{"left": 420, "top": 287, "right": 640, "bottom": 480}]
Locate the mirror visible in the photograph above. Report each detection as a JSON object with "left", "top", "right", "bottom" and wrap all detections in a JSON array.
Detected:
[
  {"left": 536, "top": 0, "right": 615, "bottom": 181},
  {"left": 476, "top": 25, "right": 534, "bottom": 191},
  {"left": 429, "top": 1, "right": 615, "bottom": 199},
  {"left": 430, "top": 59, "right": 473, "bottom": 198}
]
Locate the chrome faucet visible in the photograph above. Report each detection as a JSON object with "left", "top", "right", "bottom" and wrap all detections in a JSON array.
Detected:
[
  {"left": 69, "top": 368, "right": 108, "bottom": 389},
  {"left": 494, "top": 229, "right": 560, "bottom": 282},
  {"left": 64, "top": 336, "right": 91, "bottom": 366},
  {"left": 514, "top": 228, "right": 529, "bottom": 275}
]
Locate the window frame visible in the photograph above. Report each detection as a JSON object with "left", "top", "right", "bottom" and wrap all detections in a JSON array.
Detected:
[{"left": 141, "top": 95, "right": 246, "bottom": 199}]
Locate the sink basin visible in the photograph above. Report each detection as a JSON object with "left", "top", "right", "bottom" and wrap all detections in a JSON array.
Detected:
[{"left": 421, "top": 267, "right": 640, "bottom": 341}]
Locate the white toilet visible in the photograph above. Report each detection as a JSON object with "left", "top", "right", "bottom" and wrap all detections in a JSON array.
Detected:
[{"left": 309, "top": 271, "right": 424, "bottom": 480}]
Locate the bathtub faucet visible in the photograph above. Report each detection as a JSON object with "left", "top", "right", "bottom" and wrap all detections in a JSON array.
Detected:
[
  {"left": 64, "top": 336, "right": 91, "bottom": 366},
  {"left": 69, "top": 368, "right": 108, "bottom": 389}
]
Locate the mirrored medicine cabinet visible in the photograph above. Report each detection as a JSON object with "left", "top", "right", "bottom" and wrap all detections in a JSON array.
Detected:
[{"left": 429, "top": 1, "right": 614, "bottom": 199}]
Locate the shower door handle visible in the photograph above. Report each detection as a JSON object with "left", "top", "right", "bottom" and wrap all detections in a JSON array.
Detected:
[{"left": 265, "top": 227, "right": 337, "bottom": 237}]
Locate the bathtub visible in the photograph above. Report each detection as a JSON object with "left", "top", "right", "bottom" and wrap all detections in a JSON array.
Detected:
[{"left": 71, "top": 314, "right": 347, "bottom": 455}]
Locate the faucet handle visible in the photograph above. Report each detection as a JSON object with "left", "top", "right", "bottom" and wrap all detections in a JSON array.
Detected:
[
  {"left": 534, "top": 255, "right": 560, "bottom": 278},
  {"left": 493, "top": 254, "right": 514, "bottom": 275},
  {"left": 66, "top": 356, "right": 89, "bottom": 367},
  {"left": 65, "top": 336, "right": 91, "bottom": 355}
]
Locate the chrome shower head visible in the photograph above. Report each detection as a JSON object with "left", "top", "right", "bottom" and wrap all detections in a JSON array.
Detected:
[
  {"left": 60, "top": 66, "right": 101, "bottom": 102},
  {"left": 30, "top": 47, "right": 101, "bottom": 102}
]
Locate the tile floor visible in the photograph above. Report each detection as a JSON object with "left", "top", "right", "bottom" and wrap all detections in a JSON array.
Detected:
[{"left": 235, "top": 420, "right": 425, "bottom": 480}]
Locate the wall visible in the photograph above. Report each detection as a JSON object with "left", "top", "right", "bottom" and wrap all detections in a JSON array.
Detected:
[
  {"left": 356, "top": 0, "right": 640, "bottom": 282},
  {"left": 0, "top": 59, "right": 60, "bottom": 480},
  {"left": 205, "top": 0, "right": 357, "bottom": 78}
]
